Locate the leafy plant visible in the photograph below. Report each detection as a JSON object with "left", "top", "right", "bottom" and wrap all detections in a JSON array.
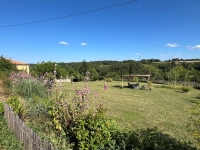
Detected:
[
  {"left": 0, "top": 56, "right": 17, "bottom": 79},
  {"left": 0, "top": 101, "right": 4, "bottom": 114},
  {"left": 106, "top": 78, "right": 112, "bottom": 82},
  {"left": 147, "top": 81, "right": 153, "bottom": 90},
  {"left": 7, "top": 95, "right": 25, "bottom": 119},
  {"left": 182, "top": 86, "right": 191, "bottom": 93},
  {"left": 68, "top": 105, "right": 117, "bottom": 150},
  {"left": 10, "top": 72, "right": 47, "bottom": 98},
  {"left": 0, "top": 115, "right": 24, "bottom": 150}
]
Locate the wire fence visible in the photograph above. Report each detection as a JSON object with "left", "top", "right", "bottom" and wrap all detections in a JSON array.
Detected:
[{"left": 3, "top": 103, "right": 58, "bottom": 150}]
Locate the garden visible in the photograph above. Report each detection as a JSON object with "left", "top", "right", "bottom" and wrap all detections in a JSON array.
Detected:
[{"left": 0, "top": 56, "right": 200, "bottom": 149}]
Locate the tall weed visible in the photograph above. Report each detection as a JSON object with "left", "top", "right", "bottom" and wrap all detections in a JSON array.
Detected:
[{"left": 10, "top": 72, "right": 47, "bottom": 98}]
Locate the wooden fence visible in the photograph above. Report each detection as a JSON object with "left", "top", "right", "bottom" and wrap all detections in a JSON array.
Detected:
[{"left": 3, "top": 103, "right": 58, "bottom": 150}]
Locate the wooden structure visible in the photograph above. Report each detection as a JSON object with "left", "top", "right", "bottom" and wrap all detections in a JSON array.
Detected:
[
  {"left": 121, "top": 74, "right": 150, "bottom": 88},
  {"left": 3, "top": 103, "right": 58, "bottom": 150}
]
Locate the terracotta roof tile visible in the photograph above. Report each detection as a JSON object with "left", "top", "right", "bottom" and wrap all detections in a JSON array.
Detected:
[{"left": 6, "top": 58, "right": 28, "bottom": 65}]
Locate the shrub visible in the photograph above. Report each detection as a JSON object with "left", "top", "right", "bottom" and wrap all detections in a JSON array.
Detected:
[
  {"left": 106, "top": 78, "right": 112, "bottom": 82},
  {"left": 0, "top": 56, "right": 17, "bottom": 79},
  {"left": 0, "top": 115, "right": 24, "bottom": 150},
  {"left": 10, "top": 72, "right": 47, "bottom": 98},
  {"left": 25, "top": 97, "right": 50, "bottom": 122},
  {"left": 147, "top": 81, "right": 153, "bottom": 90},
  {"left": 182, "top": 86, "right": 191, "bottom": 93},
  {"left": 7, "top": 95, "right": 25, "bottom": 119},
  {"left": 68, "top": 105, "right": 117, "bottom": 149},
  {"left": 0, "top": 101, "right": 4, "bottom": 115},
  {"left": 48, "top": 84, "right": 117, "bottom": 148}
]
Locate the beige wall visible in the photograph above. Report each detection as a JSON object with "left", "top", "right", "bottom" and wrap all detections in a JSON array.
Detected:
[{"left": 16, "top": 65, "right": 29, "bottom": 74}]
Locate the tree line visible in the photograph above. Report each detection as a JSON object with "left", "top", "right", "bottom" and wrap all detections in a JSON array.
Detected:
[{"left": 29, "top": 59, "right": 200, "bottom": 83}]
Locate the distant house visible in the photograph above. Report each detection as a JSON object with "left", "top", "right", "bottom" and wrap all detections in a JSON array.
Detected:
[{"left": 9, "top": 59, "right": 29, "bottom": 74}]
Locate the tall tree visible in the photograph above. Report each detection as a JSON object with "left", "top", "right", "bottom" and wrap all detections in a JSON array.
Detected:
[{"left": 79, "top": 60, "right": 89, "bottom": 75}]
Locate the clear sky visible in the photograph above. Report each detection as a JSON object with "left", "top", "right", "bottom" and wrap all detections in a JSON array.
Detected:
[{"left": 0, "top": 0, "right": 200, "bottom": 63}]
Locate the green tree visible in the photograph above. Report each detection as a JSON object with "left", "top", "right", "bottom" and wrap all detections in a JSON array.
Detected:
[
  {"left": 89, "top": 68, "right": 99, "bottom": 81},
  {"left": 0, "top": 56, "right": 17, "bottom": 79},
  {"left": 79, "top": 60, "right": 89, "bottom": 75}
]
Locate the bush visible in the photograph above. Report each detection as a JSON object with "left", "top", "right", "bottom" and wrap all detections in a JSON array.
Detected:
[
  {"left": 0, "top": 115, "right": 24, "bottom": 150},
  {"left": 182, "top": 86, "right": 191, "bottom": 93},
  {"left": 10, "top": 72, "right": 47, "bottom": 98},
  {"left": 68, "top": 106, "right": 117, "bottom": 149},
  {"left": 0, "top": 101, "right": 4, "bottom": 115},
  {"left": 105, "top": 78, "right": 112, "bottom": 82},
  {"left": 2, "top": 78, "right": 13, "bottom": 96},
  {"left": 7, "top": 95, "right": 25, "bottom": 119},
  {"left": 0, "top": 56, "right": 17, "bottom": 79}
]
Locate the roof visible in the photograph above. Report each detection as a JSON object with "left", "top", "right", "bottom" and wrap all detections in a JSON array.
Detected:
[{"left": 6, "top": 58, "right": 28, "bottom": 65}]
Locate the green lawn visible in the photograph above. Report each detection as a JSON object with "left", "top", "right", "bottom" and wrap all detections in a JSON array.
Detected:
[{"left": 61, "top": 81, "right": 200, "bottom": 148}]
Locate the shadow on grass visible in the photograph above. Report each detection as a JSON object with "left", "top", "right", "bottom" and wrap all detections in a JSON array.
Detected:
[
  {"left": 188, "top": 99, "right": 200, "bottom": 104},
  {"left": 174, "top": 90, "right": 183, "bottom": 93},
  {"left": 112, "top": 85, "right": 130, "bottom": 89},
  {"left": 194, "top": 96, "right": 200, "bottom": 99},
  {"left": 114, "top": 127, "right": 197, "bottom": 150},
  {"left": 194, "top": 87, "right": 200, "bottom": 90}
]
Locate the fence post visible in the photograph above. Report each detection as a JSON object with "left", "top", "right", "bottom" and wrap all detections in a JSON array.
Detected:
[{"left": 2, "top": 103, "right": 57, "bottom": 150}]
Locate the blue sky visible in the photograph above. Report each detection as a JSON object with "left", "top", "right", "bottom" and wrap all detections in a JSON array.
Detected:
[{"left": 0, "top": 0, "right": 200, "bottom": 63}]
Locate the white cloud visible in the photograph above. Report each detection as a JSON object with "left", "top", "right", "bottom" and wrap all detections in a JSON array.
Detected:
[
  {"left": 59, "top": 41, "right": 68, "bottom": 45},
  {"left": 81, "top": 42, "right": 87, "bottom": 46},
  {"left": 187, "top": 45, "right": 200, "bottom": 50},
  {"left": 136, "top": 53, "right": 140, "bottom": 55},
  {"left": 165, "top": 43, "right": 180, "bottom": 48}
]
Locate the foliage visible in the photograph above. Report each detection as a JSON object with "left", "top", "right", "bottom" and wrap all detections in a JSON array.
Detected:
[
  {"left": 68, "top": 106, "right": 117, "bottom": 149},
  {"left": 105, "top": 78, "right": 112, "bottom": 82},
  {"left": 31, "top": 61, "right": 56, "bottom": 77},
  {"left": 147, "top": 81, "right": 153, "bottom": 90},
  {"left": 7, "top": 95, "right": 25, "bottom": 119},
  {"left": 133, "top": 77, "right": 139, "bottom": 82},
  {"left": 48, "top": 83, "right": 116, "bottom": 149},
  {"left": 124, "top": 128, "right": 196, "bottom": 150},
  {"left": 181, "top": 86, "right": 191, "bottom": 93},
  {"left": 0, "top": 101, "right": 4, "bottom": 114},
  {"left": 2, "top": 78, "right": 13, "bottom": 96},
  {"left": 0, "top": 115, "right": 24, "bottom": 150},
  {"left": 89, "top": 68, "right": 99, "bottom": 81},
  {"left": 10, "top": 72, "right": 47, "bottom": 98},
  {"left": 79, "top": 60, "right": 89, "bottom": 75},
  {"left": 0, "top": 56, "right": 17, "bottom": 79},
  {"left": 48, "top": 85, "right": 93, "bottom": 133},
  {"left": 25, "top": 96, "right": 50, "bottom": 122},
  {"left": 43, "top": 72, "right": 55, "bottom": 96}
]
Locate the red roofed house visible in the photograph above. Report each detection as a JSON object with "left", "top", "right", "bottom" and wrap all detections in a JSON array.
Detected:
[{"left": 9, "top": 59, "right": 29, "bottom": 74}]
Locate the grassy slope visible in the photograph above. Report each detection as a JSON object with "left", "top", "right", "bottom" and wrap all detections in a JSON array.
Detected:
[
  {"left": 0, "top": 114, "right": 24, "bottom": 150},
  {"left": 62, "top": 81, "right": 200, "bottom": 147}
]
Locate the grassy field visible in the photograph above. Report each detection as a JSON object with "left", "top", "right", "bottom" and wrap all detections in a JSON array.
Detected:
[{"left": 61, "top": 80, "right": 200, "bottom": 148}]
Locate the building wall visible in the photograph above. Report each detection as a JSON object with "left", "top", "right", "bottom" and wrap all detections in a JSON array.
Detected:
[{"left": 16, "top": 65, "right": 29, "bottom": 74}]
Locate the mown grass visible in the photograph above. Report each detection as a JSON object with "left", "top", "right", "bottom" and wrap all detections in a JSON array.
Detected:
[{"left": 61, "top": 81, "right": 200, "bottom": 148}]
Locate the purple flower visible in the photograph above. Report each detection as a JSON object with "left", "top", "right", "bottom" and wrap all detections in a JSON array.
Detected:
[{"left": 104, "top": 85, "right": 108, "bottom": 91}]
